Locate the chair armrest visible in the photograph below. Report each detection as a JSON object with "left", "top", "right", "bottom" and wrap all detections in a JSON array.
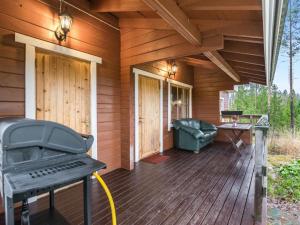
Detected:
[
  {"left": 180, "top": 126, "right": 205, "bottom": 139},
  {"left": 201, "top": 121, "right": 217, "bottom": 132}
]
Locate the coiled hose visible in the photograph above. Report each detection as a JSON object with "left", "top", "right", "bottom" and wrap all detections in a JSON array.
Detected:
[{"left": 93, "top": 172, "right": 117, "bottom": 225}]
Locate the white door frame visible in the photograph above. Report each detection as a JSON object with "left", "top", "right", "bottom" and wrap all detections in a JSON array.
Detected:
[
  {"left": 133, "top": 68, "right": 164, "bottom": 162},
  {"left": 15, "top": 33, "right": 102, "bottom": 160}
]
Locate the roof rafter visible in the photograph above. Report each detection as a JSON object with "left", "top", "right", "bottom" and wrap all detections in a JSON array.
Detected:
[
  {"left": 204, "top": 51, "right": 240, "bottom": 82},
  {"left": 142, "top": 0, "right": 202, "bottom": 46},
  {"left": 90, "top": 0, "right": 262, "bottom": 12}
]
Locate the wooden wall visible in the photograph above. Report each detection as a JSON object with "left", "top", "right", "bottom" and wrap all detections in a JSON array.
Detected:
[
  {"left": 0, "top": 0, "right": 121, "bottom": 173},
  {"left": 136, "top": 60, "right": 194, "bottom": 150},
  {"left": 193, "top": 66, "right": 252, "bottom": 144},
  {"left": 120, "top": 28, "right": 223, "bottom": 170}
]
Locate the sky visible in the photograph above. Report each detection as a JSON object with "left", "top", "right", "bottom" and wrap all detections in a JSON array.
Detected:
[{"left": 273, "top": 54, "right": 300, "bottom": 94}]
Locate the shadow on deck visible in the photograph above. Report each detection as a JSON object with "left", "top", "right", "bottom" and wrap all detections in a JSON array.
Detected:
[{"left": 0, "top": 142, "right": 255, "bottom": 225}]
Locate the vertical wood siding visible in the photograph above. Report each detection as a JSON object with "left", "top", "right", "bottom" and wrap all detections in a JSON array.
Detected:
[{"left": 0, "top": 0, "right": 120, "bottom": 173}]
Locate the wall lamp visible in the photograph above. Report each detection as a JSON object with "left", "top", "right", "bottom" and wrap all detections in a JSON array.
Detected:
[
  {"left": 167, "top": 60, "right": 177, "bottom": 79},
  {"left": 55, "top": 0, "right": 73, "bottom": 42}
]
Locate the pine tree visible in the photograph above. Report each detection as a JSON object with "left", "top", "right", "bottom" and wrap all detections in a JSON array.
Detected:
[{"left": 281, "top": 0, "right": 300, "bottom": 135}]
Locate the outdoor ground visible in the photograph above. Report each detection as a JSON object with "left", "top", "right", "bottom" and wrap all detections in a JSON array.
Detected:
[{"left": 267, "top": 145, "right": 300, "bottom": 225}]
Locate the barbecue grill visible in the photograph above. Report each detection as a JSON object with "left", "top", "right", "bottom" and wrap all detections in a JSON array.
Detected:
[{"left": 0, "top": 118, "right": 106, "bottom": 225}]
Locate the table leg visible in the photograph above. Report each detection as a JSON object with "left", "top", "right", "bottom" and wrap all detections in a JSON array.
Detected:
[
  {"left": 83, "top": 175, "right": 92, "bottom": 225},
  {"left": 5, "top": 196, "right": 14, "bottom": 225}
]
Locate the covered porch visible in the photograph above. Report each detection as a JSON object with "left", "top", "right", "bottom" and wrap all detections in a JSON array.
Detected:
[
  {"left": 0, "top": 143, "right": 255, "bottom": 225},
  {"left": 0, "top": 0, "right": 287, "bottom": 224}
]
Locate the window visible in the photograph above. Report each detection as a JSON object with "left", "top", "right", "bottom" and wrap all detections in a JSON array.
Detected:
[
  {"left": 171, "top": 85, "right": 190, "bottom": 121},
  {"left": 168, "top": 80, "right": 192, "bottom": 131}
]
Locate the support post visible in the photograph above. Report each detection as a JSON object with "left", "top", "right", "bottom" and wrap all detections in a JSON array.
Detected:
[{"left": 254, "top": 115, "right": 269, "bottom": 224}]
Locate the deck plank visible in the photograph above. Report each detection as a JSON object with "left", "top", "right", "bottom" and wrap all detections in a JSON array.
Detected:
[{"left": 0, "top": 143, "right": 255, "bottom": 225}]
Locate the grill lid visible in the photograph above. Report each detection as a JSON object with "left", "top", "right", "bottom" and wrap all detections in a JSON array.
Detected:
[{"left": 0, "top": 118, "right": 93, "bottom": 154}]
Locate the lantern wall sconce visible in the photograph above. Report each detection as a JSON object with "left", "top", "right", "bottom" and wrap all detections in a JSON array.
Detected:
[
  {"left": 55, "top": 0, "right": 73, "bottom": 41},
  {"left": 167, "top": 60, "right": 177, "bottom": 79}
]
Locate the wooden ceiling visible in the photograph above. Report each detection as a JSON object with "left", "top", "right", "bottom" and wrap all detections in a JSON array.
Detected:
[{"left": 91, "top": 0, "right": 266, "bottom": 85}]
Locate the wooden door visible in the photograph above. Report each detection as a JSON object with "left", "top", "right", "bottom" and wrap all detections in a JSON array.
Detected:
[
  {"left": 138, "top": 75, "right": 161, "bottom": 159},
  {"left": 35, "top": 51, "right": 91, "bottom": 135}
]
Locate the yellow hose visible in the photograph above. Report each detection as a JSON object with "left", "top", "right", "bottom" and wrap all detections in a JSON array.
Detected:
[{"left": 93, "top": 172, "right": 117, "bottom": 225}]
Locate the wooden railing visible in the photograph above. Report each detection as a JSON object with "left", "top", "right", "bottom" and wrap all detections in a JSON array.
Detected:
[
  {"left": 221, "top": 114, "right": 262, "bottom": 126},
  {"left": 254, "top": 115, "right": 270, "bottom": 224}
]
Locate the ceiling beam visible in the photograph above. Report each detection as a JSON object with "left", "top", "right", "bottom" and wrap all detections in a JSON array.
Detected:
[
  {"left": 181, "top": 57, "right": 216, "bottom": 69},
  {"left": 240, "top": 73, "right": 266, "bottom": 81},
  {"left": 90, "top": 0, "right": 262, "bottom": 12},
  {"left": 222, "top": 40, "right": 264, "bottom": 57},
  {"left": 90, "top": 0, "right": 150, "bottom": 12},
  {"left": 204, "top": 51, "right": 240, "bottom": 82},
  {"left": 235, "top": 69, "right": 265, "bottom": 77},
  {"left": 224, "top": 36, "right": 264, "bottom": 44},
  {"left": 142, "top": 0, "right": 202, "bottom": 46},
  {"left": 177, "top": 0, "right": 262, "bottom": 11},
  {"left": 119, "top": 18, "right": 262, "bottom": 37},
  {"left": 230, "top": 63, "right": 265, "bottom": 73},
  {"left": 220, "top": 52, "right": 265, "bottom": 66}
]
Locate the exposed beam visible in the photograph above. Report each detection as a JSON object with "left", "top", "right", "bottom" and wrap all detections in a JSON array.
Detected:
[
  {"left": 220, "top": 52, "right": 265, "bottom": 66},
  {"left": 224, "top": 36, "right": 264, "bottom": 44},
  {"left": 204, "top": 51, "right": 240, "bottom": 82},
  {"left": 119, "top": 19, "right": 263, "bottom": 39},
  {"left": 222, "top": 40, "right": 264, "bottom": 57},
  {"left": 236, "top": 69, "right": 265, "bottom": 77},
  {"left": 212, "top": 23, "right": 263, "bottom": 39},
  {"left": 177, "top": 0, "right": 262, "bottom": 11},
  {"left": 90, "top": 0, "right": 150, "bottom": 12},
  {"left": 142, "top": 0, "right": 202, "bottom": 46},
  {"left": 230, "top": 63, "right": 265, "bottom": 72},
  {"left": 91, "top": 0, "right": 262, "bottom": 12},
  {"left": 240, "top": 73, "right": 266, "bottom": 80},
  {"left": 239, "top": 73, "right": 266, "bottom": 84},
  {"left": 123, "top": 33, "right": 223, "bottom": 66},
  {"left": 181, "top": 57, "right": 216, "bottom": 69}
]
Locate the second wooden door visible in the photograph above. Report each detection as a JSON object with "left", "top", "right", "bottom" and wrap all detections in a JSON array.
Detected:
[{"left": 138, "top": 75, "right": 161, "bottom": 159}]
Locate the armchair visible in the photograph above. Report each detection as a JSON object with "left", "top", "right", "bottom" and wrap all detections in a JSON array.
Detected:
[{"left": 173, "top": 119, "right": 217, "bottom": 153}]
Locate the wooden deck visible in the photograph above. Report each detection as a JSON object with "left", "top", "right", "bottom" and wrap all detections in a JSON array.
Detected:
[{"left": 0, "top": 142, "right": 255, "bottom": 225}]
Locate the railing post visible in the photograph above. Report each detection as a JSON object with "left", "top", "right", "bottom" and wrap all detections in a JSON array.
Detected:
[{"left": 254, "top": 115, "right": 269, "bottom": 225}]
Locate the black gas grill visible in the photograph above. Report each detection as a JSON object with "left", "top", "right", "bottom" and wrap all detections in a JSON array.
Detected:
[{"left": 0, "top": 118, "right": 106, "bottom": 225}]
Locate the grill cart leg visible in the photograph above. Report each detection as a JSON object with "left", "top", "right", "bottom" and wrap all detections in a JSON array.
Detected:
[
  {"left": 83, "top": 175, "right": 92, "bottom": 225},
  {"left": 21, "top": 199, "right": 30, "bottom": 225},
  {"left": 5, "top": 196, "right": 14, "bottom": 225},
  {"left": 49, "top": 190, "right": 55, "bottom": 210}
]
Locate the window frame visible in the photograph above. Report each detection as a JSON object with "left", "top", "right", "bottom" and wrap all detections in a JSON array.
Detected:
[{"left": 167, "top": 79, "right": 193, "bottom": 131}]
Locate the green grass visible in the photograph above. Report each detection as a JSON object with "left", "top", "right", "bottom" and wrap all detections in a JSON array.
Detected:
[{"left": 268, "top": 158, "right": 300, "bottom": 202}]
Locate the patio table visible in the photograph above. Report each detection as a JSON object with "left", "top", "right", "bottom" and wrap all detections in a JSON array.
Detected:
[{"left": 217, "top": 123, "right": 252, "bottom": 154}]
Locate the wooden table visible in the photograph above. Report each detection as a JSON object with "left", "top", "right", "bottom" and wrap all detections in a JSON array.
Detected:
[{"left": 217, "top": 123, "right": 252, "bottom": 154}]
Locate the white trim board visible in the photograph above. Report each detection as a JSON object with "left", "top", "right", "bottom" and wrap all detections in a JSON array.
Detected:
[
  {"left": 15, "top": 33, "right": 102, "bottom": 64},
  {"left": 16, "top": 33, "right": 101, "bottom": 161},
  {"left": 133, "top": 68, "right": 164, "bottom": 163},
  {"left": 167, "top": 78, "right": 193, "bottom": 89}
]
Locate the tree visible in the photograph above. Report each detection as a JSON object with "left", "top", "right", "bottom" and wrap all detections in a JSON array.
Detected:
[{"left": 281, "top": 0, "right": 300, "bottom": 135}]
